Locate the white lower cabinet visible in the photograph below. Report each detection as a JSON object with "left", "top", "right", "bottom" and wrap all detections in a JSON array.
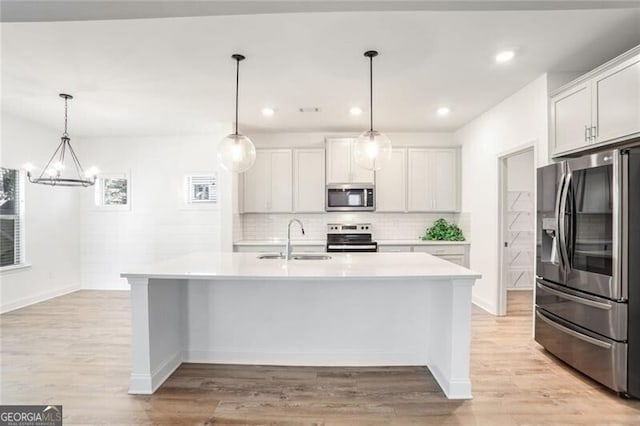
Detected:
[
  {"left": 379, "top": 243, "right": 469, "bottom": 267},
  {"left": 378, "top": 245, "right": 410, "bottom": 253}
]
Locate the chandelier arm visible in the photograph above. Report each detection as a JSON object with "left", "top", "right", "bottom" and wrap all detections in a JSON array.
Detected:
[
  {"left": 67, "top": 141, "right": 87, "bottom": 178},
  {"left": 37, "top": 139, "right": 65, "bottom": 180}
]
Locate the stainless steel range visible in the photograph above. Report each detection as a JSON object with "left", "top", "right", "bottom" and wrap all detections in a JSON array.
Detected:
[{"left": 326, "top": 223, "right": 378, "bottom": 252}]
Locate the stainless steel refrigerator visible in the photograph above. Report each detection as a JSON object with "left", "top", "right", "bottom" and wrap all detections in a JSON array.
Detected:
[{"left": 535, "top": 148, "right": 640, "bottom": 397}]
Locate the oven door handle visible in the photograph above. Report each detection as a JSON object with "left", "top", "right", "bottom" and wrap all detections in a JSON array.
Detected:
[
  {"left": 536, "top": 311, "right": 612, "bottom": 349},
  {"left": 536, "top": 281, "right": 612, "bottom": 311}
]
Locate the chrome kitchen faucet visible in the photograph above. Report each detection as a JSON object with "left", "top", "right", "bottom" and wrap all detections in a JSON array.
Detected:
[{"left": 286, "top": 219, "right": 305, "bottom": 260}]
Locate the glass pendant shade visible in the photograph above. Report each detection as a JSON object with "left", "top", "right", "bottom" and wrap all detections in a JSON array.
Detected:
[
  {"left": 354, "top": 49, "right": 392, "bottom": 172},
  {"left": 217, "top": 53, "right": 256, "bottom": 173},
  {"left": 353, "top": 129, "right": 392, "bottom": 171},
  {"left": 217, "top": 133, "right": 256, "bottom": 173}
]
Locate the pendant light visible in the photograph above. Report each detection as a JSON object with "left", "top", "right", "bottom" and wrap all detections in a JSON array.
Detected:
[
  {"left": 26, "top": 93, "right": 98, "bottom": 187},
  {"left": 353, "top": 50, "right": 392, "bottom": 171},
  {"left": 217, "top": 54, "right": 256, "bottom": 173}
]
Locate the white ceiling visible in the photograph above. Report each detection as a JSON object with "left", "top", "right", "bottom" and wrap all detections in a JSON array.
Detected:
[{"left": 2, "top": 7, "right": 640, "bottom": 137}]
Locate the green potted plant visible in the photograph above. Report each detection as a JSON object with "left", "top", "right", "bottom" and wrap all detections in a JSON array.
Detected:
[{"left": 421, "top": 218, "right": 465, "bottom": 241}]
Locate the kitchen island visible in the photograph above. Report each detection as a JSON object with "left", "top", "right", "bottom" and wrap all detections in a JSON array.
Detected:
[{"left": 121, "top": 252, "right": 481, "bottom": 399}]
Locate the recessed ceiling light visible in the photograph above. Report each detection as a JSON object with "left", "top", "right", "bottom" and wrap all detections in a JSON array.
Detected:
[
  {"left": 350, "top": 106, "right": 363, "bottom": 116},
  {"left": 261, "top": 107, "right": 275, "bottom": 117},
  {"left": 495, "top": 50, "right": 515, "bottom": 64},
  {"left": 437, "top": 107, "right": 451, "bottom": 116}
]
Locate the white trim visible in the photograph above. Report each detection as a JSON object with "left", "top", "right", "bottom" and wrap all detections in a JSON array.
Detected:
[
  {"left": 497, "top": 142, "right": 537, "bottom": 317},
  {"left": 129, "top": 349, "right": 182, "bottom": 395},
  {"left": 1, "top": 283, "right": 79, "bottom": 314},
  {"left": 182, "top": 349, "right": 429, "bottom": 366},
  {"left": 0, "top": 263, "right": 32, "bottom": 273},
  {"left": 472, "top": 294, "right": 497, "bottom": 315},
  {"left": 428, "top": 364, "right": 472, "bottom": 400},
  {"left": 549, "top": 44, "right": 640, "bottom": 97},
  {"left": 181, "top": 172, "right": 219, "bottom": 210}
]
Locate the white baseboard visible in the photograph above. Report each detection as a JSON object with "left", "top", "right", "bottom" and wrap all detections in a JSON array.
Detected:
[
  {"left": 472, "top": 294, "right": 497, "bottom": 315},
  {"left": 428, "top": 364, "right": 472, "bottom": 400},
  {"left": 1, "top": 283, "right": 80, "bottom": 314},
  {"left": 183, "top": 349, "right": 428, "bottom": 366},
  {"left": 129, "top": 350, "right": 182, "bottom": 395}
]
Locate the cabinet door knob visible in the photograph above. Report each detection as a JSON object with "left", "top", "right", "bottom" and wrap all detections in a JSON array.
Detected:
[
  {"left": 591, "top": 126, "right": 597, "bottom": 142},
  {"left": 584, "top": 125, "right": 589, "bottom": 142}
]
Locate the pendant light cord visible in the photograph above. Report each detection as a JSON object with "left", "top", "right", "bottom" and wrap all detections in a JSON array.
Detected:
[
  {"left": 235, "top": 57, "right": 240, "bottom": 135},
  {"left": 369, "top": 54, "right": 373, "bottom": 132},
  {"left": 63, "top": 96, "right": 69, "bottom": 137}
]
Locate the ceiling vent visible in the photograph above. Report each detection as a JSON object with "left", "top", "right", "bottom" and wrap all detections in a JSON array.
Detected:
[{"left": 298, "top": 107, "right": 321, "bottom": 113}]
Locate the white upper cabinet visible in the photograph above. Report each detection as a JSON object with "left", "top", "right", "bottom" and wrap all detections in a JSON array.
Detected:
[
  {"left": 550, "top": 46, "right": 640, "bottom": 157},
  {"left": 242, "top": 149, "right": 292, "bottom": 213},
  {"left": 293, "top": 149, "right": 325, "bottom": 213},
  {"left": 432, "top": 149, "right": 458, "bottom": 211},
  {"left": 325, "top": 137, "right": 375, "bottom": 184},
  {"left": 550, "top": 83, "right": 592, "bottom": 154},
  {"left": 375, "top": 148, "right": 406, "bottom": 212},
  {"left": 407, "top": 148, "right": 460, "bottom": 212},
  {"left": 407, "top": 149, "right": 431, "bottom": 211},
  {"left": 593, "top": 56, "right": 640, "bottom": 143}
]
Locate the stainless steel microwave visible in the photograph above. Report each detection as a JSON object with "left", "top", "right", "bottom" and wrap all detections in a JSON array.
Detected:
[{"left": 326, "top": 183, "right": 375, "bottom": 212}]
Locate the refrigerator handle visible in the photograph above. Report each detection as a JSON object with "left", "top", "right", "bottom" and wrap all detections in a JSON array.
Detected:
[
  {"left": 558, "top": 172, "right": 571, "bottom": 270},
  {"left": 554, "top": 172, "right": 566, "bottom": 267}
]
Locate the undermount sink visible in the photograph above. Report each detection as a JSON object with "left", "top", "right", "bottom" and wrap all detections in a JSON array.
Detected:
[
  {"left": 257, "top": 254, "right": 332, "bottom": 261},
  {"left": 291, "top": 254, "right": 332, "bottom": 261},
  {"left": 257, "top": 254, "right": 286, "bottom": 260}
]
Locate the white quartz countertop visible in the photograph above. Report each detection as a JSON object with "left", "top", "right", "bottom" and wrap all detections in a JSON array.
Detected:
[
  {"left": 378, "top": 239, "right": 470, "bottom": 245},
  {"left": 233, "top": 239, "right": 326, "bottom": 246},
  {"left": 121, "top": 252, "right": 481, "bottom": 281},
  {"left": 233, "top": 239, "right": 470, "bottom": 246}
]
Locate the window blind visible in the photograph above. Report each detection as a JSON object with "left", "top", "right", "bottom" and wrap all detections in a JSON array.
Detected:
[
  {"left": 188, "top": 175, "right": 217, "bottom": 203},
  {"left": 0, "top": 168, "right": 24, "bottom": 267}
]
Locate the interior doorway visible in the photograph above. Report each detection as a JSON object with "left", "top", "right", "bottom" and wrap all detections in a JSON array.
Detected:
[{"left": 498, "top": 144, "right": 536, "bottom": 316}]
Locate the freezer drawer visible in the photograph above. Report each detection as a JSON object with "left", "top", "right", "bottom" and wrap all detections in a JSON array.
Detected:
[
  {"left": 535, "top": 308, "right": 627, "bottom": 392},
  {"left": 536, "top": 278, "right": 627, "bottom": 341}
]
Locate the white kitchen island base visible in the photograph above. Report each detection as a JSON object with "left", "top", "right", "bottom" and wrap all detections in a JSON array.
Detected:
[{"left": 123, "top": 252, "right": 480, "bottom": 399}]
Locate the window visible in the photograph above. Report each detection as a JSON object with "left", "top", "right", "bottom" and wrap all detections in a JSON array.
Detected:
[
  {"left": 0, "top": 167, "right": 25, "bottom": 269},
  {"left": 187, "top": 174, "right": 217, "bottom": 204},
  {"left": 94, "top": 172, "right": 131, "bottom": 210}
]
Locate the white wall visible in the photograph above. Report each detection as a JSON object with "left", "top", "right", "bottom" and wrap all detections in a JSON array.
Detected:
[
  {"left": 78, "top": 127, "right": 232, "bottom": 290},
  {"left": 0, "top": 114, "right": 82, "bottom": 312},
  {"left": 507, "top": 149, "right": 535, "bottom": 192},
  {"left": 455, "top": 74, "right": 550, "bottom": 314}
]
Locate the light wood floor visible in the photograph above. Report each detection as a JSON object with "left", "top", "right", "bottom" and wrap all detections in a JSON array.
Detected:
[{"left": 2, "top": 290, "right": 639, "bottom": 425}]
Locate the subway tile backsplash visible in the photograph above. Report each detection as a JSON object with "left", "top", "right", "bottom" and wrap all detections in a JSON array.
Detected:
[{"left": 241, "top": 212, "right": 469, "bottom": 241}]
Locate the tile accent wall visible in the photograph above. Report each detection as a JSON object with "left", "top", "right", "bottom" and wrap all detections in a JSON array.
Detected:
[{"left": 241, "top": 212, "right": 468, "bottom": 241}]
